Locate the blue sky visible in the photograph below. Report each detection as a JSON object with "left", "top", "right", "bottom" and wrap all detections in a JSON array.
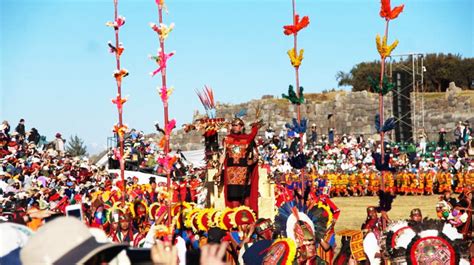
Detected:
[{"left": 1, "top": 0, "right": 472, "bottom": 154}]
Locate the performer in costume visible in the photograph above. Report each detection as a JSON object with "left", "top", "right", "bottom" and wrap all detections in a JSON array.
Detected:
[
  {"left": 409, "top": 208, "right": 423, "bottom": 224},
  {"left": 454, "top": 172, "right": 464, "bottom": 194},
  {"left": 362, "top": 206, "right": 383, "bottom": 265},
  {"left": 456, "top": 190, "right": 472, "bottom": 240},
  {"left": 109, "top": 209, "right": 135, "bottom": 243},
  {"left": 361, "top": 206, "right": 382, "bottom": 234},
  {"left": 186, "top": 87, "right": 227, "bottom": 167},
  {"left": 130, "top": 199, "right": 150, "bottom": 247},
  {"left": 425, "top": 171, "right": 434, "bottom": 195},
  {"left": 217, "top": 117, "right": 262, "bottom": 215}
]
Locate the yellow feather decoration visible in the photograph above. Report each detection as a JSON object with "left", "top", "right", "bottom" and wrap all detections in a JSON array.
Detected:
[
  {"left": 376, "top": 34, "right": 399, "bottom": 59},
  {"left": 287, "top": 48, "right": 304, "bottom": 68}
]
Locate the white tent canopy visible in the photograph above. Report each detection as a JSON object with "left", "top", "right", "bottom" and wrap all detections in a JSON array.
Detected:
[
  {"left": 107, "top": 169, "right": 167, "bottom": 185},
  {"left": 105, "top": 149, "right": 206, "bottom": 184}
]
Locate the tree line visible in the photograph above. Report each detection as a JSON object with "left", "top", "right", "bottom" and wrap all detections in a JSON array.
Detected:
[{"left": 336, "top": 53, "right": 474, "bottom": 92}]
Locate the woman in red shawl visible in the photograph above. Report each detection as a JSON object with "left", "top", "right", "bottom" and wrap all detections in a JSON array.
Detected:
[{"left": 217, "top": 118, "right": 262, "bottom": 215}]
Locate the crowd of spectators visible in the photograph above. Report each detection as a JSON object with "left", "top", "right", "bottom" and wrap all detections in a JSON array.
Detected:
[
  {"left": 256, "top": 122, "right": 473, "bottom": 196},
  {"left": 1, "top": 118, "right": 472, "bottom": 264}
]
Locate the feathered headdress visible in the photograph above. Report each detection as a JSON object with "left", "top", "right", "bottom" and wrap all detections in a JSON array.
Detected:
[
  {"left": 274, "top": 200, "right": 328, "bottom": 243},
  {"left": 261, "top": 238, "right": 297, "bottom": 265},
  {"left": 195, "top": 86, "right": 216, "bottom": 119}
]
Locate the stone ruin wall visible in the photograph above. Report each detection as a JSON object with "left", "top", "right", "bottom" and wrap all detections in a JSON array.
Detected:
[{"left": 170, "top": 90, "right": 474, "bottom": 150}]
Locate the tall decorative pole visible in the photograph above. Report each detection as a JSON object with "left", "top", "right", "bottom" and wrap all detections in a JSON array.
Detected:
[
  {"left": 149, "top": 0, "right": 176, "bottom": 234},
  {"left": 107, "top": 0, "right": 128, "bottom": 205},
  {"left": 282, "top": 0, "right": 310, "bottom": 191},
  {"left": 374, "top": 0, "right": 404, "bottom": 231},
  {"left": 375, "top": 0, "right": 404, "bottom": 167}
]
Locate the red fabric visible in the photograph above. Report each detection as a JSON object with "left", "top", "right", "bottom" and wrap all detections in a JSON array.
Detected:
[
  {"left": 48, "top": 193, "right": 60, "bottom": 202},
  {"left": 223, "top": 125, "right": 260, "bottom": 216}
]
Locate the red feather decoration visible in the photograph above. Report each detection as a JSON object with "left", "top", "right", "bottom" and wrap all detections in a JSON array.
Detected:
[
  {"left": 380, "top": 0, "right": 404, "bottom": 20},
  {"left": 283, "top": 14, "right": 310, "bottom": 36}
]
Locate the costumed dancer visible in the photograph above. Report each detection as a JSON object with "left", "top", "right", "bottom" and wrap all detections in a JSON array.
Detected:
[
  {"left": 217, "top": 117, "right": 263, "bottom": 215},
  {"left": 184, "top": 87, "right": 226, "bottom": 208},
  {"left": 108, "top": 207, "right": 135, "bottom": 244},
  {"left": 424, "top": 170, "right": 434, "bottom": 195},
  {"left": 455, "top": 190, "right": 472, "bottom": 240},
  {"left": 454, "top": 172, "right": 464, "bottom": 194},
  {"left": 271, "top": 195, "right": 339, "bottom": 264},
  {"left": 130, "top": 199, "right": 150, "bottom": 247},
  {"left": 362, "top": 206, "right": 383, "bottom": 265},
  {"left": 186, "top": 86, "right": 227, "bottom": 167}
]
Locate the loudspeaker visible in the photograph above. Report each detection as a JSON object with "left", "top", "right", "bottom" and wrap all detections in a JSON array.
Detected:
[{"left": 392, "top": 71, "right": 413, "bottom": 143}]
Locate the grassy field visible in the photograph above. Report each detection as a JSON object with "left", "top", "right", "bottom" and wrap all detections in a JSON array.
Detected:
[
  {"left": 330, "top": 195, "right": 440, "bottom": 252},
  {"left": 332, "top": 195, "right": 440, "bottom": 232}
]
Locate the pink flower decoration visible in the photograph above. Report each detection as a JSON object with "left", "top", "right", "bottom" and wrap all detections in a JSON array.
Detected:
[{"left": 150, "top": 50, "right": 175, "bottom": 76}]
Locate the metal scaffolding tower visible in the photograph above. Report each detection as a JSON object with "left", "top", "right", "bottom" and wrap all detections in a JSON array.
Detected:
[{"left": 388, "top": 53, "right": 425, "bottom": 143}]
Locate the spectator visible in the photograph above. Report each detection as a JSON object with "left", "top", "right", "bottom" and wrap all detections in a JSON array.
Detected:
[
  {"left": 328, "top": 128, "right": 334, "bottom": 144},
  {"left": 264, "top": 126, "right": 275, "bottom": 140},
  {"left": 454, "top": 121, "right": 463, "bottom": 147},
  {"left": 418, "top": 128, "right": 427, "bottom": 154},
  {"left": 27, "top": 128, "right": 41, "bottom": 145},
  {"left": 15, "top": 119, "right": 26, "bottom": 141},
  {"left": 438, "top": 128, "right": 447, "bottom": 148},
  {"left": 461, "top": 120, "right": 472, "bottom": 146},
  {"left": 0, "top": 120, "right": 10, "bottom": 136},
  {"left": 309, "top": 124, "right": 318, "bottom": 146},
  {"left": 54, "top": 133, "right": 65, "bottom": 156}
]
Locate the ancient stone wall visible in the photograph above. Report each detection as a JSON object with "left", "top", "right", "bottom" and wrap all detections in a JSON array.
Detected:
[{"left": 170, "top": 90, "right": 474, "bottom": 150}]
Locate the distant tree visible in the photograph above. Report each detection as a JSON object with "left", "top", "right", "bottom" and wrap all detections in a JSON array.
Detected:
[
  {"left": 460, "top": 57, "right": 474, "bottom": 89},
  {"left": 336, "top": 61, "right": 380, "bottom": 92},
  {"left": 337, "top": 53, "right": 474, "bottom": 92},
  {"left": 66, "top": 135, "right": 88, "bottom": 157},
  {"left": 335, "top": 71, "right": 352, "bottom": 87},
  {"left": 422, "top": 53, "right": 464, "bottom": 92}
]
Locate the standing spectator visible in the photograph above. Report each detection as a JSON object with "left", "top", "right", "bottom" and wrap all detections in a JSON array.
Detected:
[
  {"left": 438, "top": 128, "right": 447, "bottom": 148},
  {"left": 54, "top": 133, "right": 65, "bottom": 156},
  {"left": 310, "top": 123, "right": 318, "bottom": 146},
  {"left": 264, "top": 126, "right": 275, "bottom": 140},
  {"left": 328, "top": 128, "right": 334, "bottom": 145},
  {"left": 0, "top": 120, "right": 10, "bottom": 136},
  {"left": 27, "top": 128, "right": 41, "bottom": 145},
  {"left": 461, "top": 120, "right": 472, "bottom": 146},
  {"left": 454, "top": 121, "right": 463, "bottom": 147},
  {"left": 418, "top": 128, "right": 427, "bottom": 154},
  {"left": 15, "top": 119, "right": 26, "bottom": 140}
]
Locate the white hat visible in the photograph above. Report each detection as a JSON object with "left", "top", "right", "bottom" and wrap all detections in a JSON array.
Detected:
[
  {"left": 0, "top": 223, "right": 33, "bottom": 257},
  {"left": 20, "top": 217, "right": 128, "bottom": 265}
]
